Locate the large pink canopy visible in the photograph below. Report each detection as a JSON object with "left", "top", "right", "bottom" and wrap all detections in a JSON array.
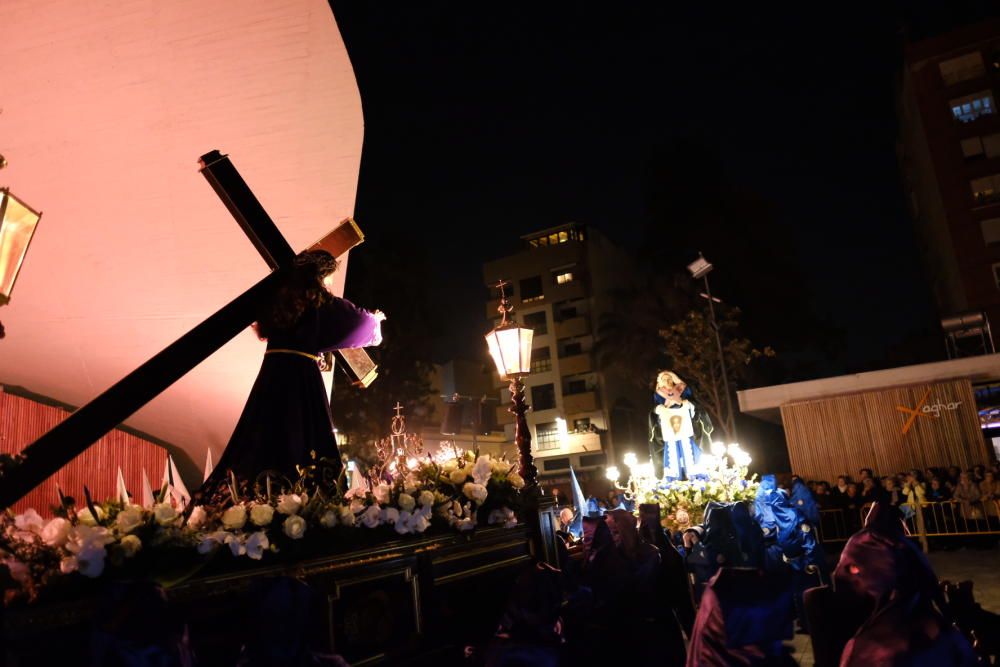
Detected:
[{"left": 0, "top": 0, "right": 363, "bottom": 483}]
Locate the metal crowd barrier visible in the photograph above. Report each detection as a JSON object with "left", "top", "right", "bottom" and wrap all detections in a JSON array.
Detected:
[{"left": 815, "top": 500, "right": 1000, "bottom": 552}]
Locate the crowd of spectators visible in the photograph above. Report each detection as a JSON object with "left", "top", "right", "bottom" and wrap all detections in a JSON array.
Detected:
[
  {"left": 796, "top": 462, "right": 1000, "bottom": 540},
  {"left": 804, "top": 463, "right": 998, "bottom": 509}
]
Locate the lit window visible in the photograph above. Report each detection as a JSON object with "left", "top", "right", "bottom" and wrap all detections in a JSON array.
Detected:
[
  {"left": 951, "top": 91, "right": 995, "bottom": 123},
  {"left": 939, "top": 52, "right": 985, "bottom": 86},
  {"left": 549, "top": 233, "right": 559, "bottom": 245},
  {"left": 971, "top": 174, "right": 1000, "bottom": 205},
  {"left": 558, "top": 231, "right": 569, "bottom": 243},
  {"left": 556, "top": 272, "right": 573, "bottom": 284}
]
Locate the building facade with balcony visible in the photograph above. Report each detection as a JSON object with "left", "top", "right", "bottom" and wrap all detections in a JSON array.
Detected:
[
  {"left": 899, "top": 19, "right": 1000, "bottom": 336},
  {"left": 482, "top": 224, "right": 645, "bottom": 486}
]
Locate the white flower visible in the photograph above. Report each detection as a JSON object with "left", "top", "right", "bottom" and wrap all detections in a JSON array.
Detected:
[
  {"left": 153, "top": 503, "right": 179, "bottom": 526},
  {"left": 472, "top": 455, "right": 493, "bottom": 485},
  {"left": 73, "top": 544, "right": 107, "bottom": 578},
  {"left": 277, "top": 494, "right": 304, "bottom": 515},
  {"left": 349, "top": 498, "right": 366, "bottom": 515},
  {"left": 449, "top": 468, "right": 469, "bottom": 485},
  {"left": 360, "top": 505, "right": 382, "bottom": 529},
  {"left": 373, "top": 484, "right": 391, "bottom": 505},
  {"left": 382, "top": 507, "right": 400, "bottom": 525},
  {"left": 250, "top": 503, "right": 275, "bottom": 527},
  {"left": 463, "top": 483, "right": 488, "bottom": 504},
  {"left": 455, "top": 517, "right": 476, "bottom": 532},
  {"left": 186, "top": 505, "right": 208, "bottom": 529},
  {"left": 226, "top": 533, "right": 246, "bottom": 557},
  {"left": 76, "top": 506, "right": 105, "bottom": 526},
  {"left": 394, "top": 511, "right": 412, "bottom": 535},
  {"left": 221, "top": 504, "right": 247, "bottom": 530},
  {"left": 338, "top": 506, "right": 356, "bottom": 527},
  {"left": 492, "top": 459, "right": 513, "bottom": 475},
  {"left": 41, "top": 518, "right": 71, "bottom": 547},
  {"left": 441, "top": 459, "right": 459, "bottom": 473},
  {"left": 397, "top": 493, "right": 416, "bottom": 513},
  {"left": 319, "top": 509, "right": 338, "bottom": 528},
  {"left": 419, "top": 490, "right": 435, "bottom": 508},
  {"left": 452, "top": 500, "right": 464, "bottom": 517},
  {"left": 245, "top": 532, "right": 269, "bottom": 560},
  {"left": 120, "top": 535, "right": 142, "bottom": 558},
  {"left": 15, "top": 509, "right": 44, "bottom": 533},
  {"left": 197, "top": 531, "right": 228, "bottom": 554},
  {"left": 283, "top": 515, "right": 307, "bottom": 540},
  {"left": 409, "top": 507, "right": 431, "bottom": 534},
  {"left": 3, "top": 559, "right": 29, "bottom": 583},
  {"left": 508, "top": 472, "right": 525, "bottom": 489},
  {"left": 116, "top": 506, "right": 146, "bottom": 534},
  {"left": 59, "top": 556, "right": 78, "bottom": 574}
]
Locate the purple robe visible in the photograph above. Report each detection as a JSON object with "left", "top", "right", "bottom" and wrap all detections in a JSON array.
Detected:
[{"left": 203, "top": 297, "right": 380, "bottom": 491}]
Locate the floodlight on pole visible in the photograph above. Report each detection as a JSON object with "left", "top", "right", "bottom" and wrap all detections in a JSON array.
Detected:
[{"left": 687, "top": 252, "right": 737, "bottom": 441}]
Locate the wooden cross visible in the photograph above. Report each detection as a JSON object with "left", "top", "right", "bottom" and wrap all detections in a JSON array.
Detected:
[
  {"left": 0, "top": 151, "right": 354, "bottom": 508},
  {"left": 393, "top": 402, "right": 404, "bottom": 418}
]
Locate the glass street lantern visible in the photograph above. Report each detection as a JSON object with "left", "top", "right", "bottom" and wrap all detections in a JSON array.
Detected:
[
  {"left": 485, "top": 280, "right": 536, "bottom": 486},
  {"left": 485, "top": 281, "right": 533, "bottom": 380},
  {"left": 0, "top": 188, "right": 42, "bottom": 306}
]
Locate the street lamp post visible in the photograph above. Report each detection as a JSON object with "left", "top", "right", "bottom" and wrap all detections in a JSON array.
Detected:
[
  {"left": 484, "top": 280, "right": 537, "bottom": 487},
  {"left": 687, "top": 253, "right": 737, "bottom": 441}
]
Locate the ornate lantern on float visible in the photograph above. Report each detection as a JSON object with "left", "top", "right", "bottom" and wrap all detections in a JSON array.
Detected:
[
  {"left": 0, "top": 185, "right": 43, "bottom": 338},
  {"left": 485, "top": 280, "right": 537, "bottom": 487}
]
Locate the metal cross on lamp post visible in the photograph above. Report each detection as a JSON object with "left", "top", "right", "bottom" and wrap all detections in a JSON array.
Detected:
[{"left": 484, "top": 280, "right": 537, "bottom": 487}]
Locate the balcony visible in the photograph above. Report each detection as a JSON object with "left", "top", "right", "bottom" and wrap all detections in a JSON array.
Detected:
[
  {"left": 563, "top": 390, "right": 599, "bottom": 414},
  {"left": 555, "top": 315, "right": 589, "bottom": 339},
  {"left": 532, "top": 430, "right": 602, "bottom": 459},
  {"left": 558, "top": 353, "right": 592, "bottom": 376}
]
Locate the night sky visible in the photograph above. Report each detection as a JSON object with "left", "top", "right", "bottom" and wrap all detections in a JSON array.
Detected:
[{"left": 332, "top": 2, "right": 999, "bottom": 376}]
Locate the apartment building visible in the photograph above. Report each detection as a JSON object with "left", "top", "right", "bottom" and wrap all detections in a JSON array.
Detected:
[{"left": 482, "top": 223, "right": 644, "bottom": 483}]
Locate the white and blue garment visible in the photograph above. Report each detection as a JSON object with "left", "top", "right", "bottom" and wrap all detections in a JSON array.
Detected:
[{"left": 655, "top": 401, "right": 703, "bottom": 480}]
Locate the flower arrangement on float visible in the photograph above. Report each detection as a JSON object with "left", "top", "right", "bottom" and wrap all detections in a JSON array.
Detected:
[
  {"left": 0, "top": 444, "right": 526, "bottom": 605},
  {"left": 607, "top": 442, "right": 758, "bottom": 532}
]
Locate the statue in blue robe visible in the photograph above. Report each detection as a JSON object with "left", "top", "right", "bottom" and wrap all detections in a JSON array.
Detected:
[{"left": 648, "top": 371, "right": 713, "bottom": 480}]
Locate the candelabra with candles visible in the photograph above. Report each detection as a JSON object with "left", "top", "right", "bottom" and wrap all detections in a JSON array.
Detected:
[
  {"left": 606, "top": 442, "right": 757, "bottom": 529},
  {"left": 374, "top": 402, "right": 424, "bottom": 480}
]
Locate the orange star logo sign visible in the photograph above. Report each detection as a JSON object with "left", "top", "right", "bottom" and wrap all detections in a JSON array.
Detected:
[{"left": 896, "top": 389, "right": 937, "bottom": 435}]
